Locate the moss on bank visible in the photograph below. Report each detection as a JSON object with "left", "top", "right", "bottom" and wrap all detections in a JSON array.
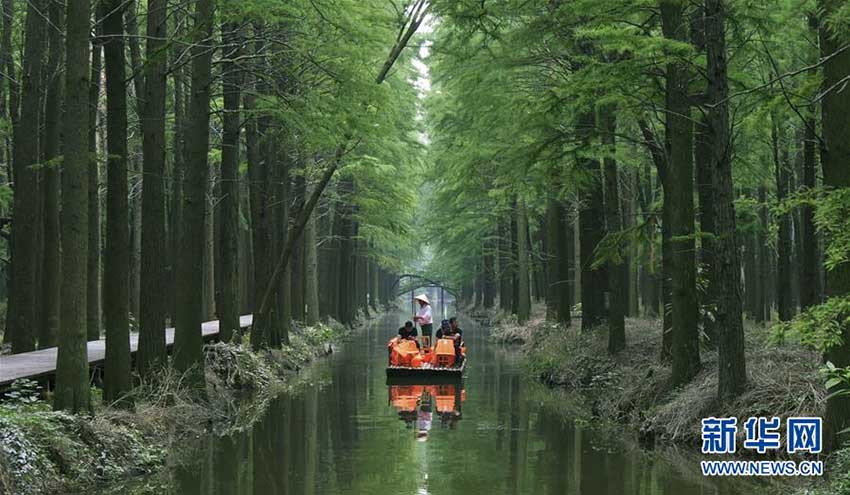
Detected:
[
  {"left": 490, "top": 304, "right": 850, "bottom": 494},
  {"left": 0, "top": 319, "right": 352, "bottom": 495}
]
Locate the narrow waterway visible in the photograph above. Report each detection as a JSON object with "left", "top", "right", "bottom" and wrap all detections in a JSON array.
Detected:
[{"left": 164, "top": 312, "right": 772, "bottom": 495}]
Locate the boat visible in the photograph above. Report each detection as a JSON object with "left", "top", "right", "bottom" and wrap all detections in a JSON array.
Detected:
[
  {"left": 386, "top": 336, "right": 466, "bottom": 378},
  {"left": 386, "top": 359, "right": 466, "bottom": 378}
]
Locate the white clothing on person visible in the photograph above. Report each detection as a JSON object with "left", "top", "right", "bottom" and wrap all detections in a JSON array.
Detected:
[{"left": 416, "top": 304, "right": 432, "bottom": 325}]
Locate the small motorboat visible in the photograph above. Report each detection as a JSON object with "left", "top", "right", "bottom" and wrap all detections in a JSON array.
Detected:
[{"left": 386, "top": 336, "right": 466, "bottom": 378}]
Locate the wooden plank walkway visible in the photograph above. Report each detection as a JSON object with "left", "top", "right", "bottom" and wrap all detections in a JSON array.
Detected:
[{"left": 0, "top": 314, "right": 253, "bottom": 389}]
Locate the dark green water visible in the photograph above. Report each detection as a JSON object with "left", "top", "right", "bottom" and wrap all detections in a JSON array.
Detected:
[{"left": 168, "top": 313, "right": 773, "bottom": 495}]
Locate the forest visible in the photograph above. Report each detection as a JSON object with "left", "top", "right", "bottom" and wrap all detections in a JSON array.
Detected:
[
  {"left": 0, "top": 0, "right": 422, "bottom": 405},
  {"left": 0, "top": 0, "right": 849, "bottom": 492}
]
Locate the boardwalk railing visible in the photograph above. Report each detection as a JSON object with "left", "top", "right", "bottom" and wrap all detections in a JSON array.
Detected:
[{"left": 0, "top": 315, "right": 253, "bottom": 390}]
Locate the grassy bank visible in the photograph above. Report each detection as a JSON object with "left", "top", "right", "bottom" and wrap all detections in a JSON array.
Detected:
[
  {"left": 0, "top": 317, "right": 363, "bottom": 494},
  {"left": 490, "top": 304, "right": 850, "bottom": 494}
]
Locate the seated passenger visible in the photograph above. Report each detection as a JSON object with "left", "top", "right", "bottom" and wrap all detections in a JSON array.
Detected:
[
  {"left": 399, "top": 320, "right": 418, "bottom": 340},
  {"left": 436, "top": 317, "right": 464, "bottom": 364},
  {"left": 435, "top": 319, "right": 451, "bottom": 339},
  {"left": 398, "top": 321, "right": 420, "bottom": 348}
]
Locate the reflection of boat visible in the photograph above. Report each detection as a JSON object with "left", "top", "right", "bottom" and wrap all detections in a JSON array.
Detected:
[
  {"left": 386, "top": 336, "right": 466, "bottom": 378},
  {"left": 388, "top": 382, "right": 466, "bottom": 432}
]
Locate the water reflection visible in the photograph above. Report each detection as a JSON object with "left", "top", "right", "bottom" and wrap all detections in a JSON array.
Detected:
[
  {"left": 160, "top": 315, "right": 769, "bottom": 495},
  {"left": 388, "top": 382, "right": 466, "bottom": 436}
]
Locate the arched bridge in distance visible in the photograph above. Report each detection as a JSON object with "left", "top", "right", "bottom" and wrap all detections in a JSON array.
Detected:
[{"left": 392, "top": 274, "right": 459, "bottom": 317}]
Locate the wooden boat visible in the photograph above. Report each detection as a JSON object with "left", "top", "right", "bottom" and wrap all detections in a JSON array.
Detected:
[
  {"left": 386, "top": 336, "right": 466, "bottom": 378},
  {"left": 386, "top": 359, "right": 466, "bottom": 378}
]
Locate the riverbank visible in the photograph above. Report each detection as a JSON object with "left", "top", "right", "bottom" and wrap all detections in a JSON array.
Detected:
[
  {"left": 490, "top": 304, "right": 850, "bottom": 495},
  {"left": 0, "top": 315, "right": 374, "bottom": 495}
]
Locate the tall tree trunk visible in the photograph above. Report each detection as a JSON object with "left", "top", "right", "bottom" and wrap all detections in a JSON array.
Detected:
[
  {"left": 498, "top": 215, "right": 513, "bottom": 312},
  {"left": 138, "top": 0, "right": 169, "bottom": 375},
  {"left": 756, "top": 186, "right": 770, "bottom": 323},
  {"left": 291, "top": 169, "right": 306, "bottom": 320},
  {"left": 336, "top": 180, "right": 356, "bottom": 325},
  {"left": 661, "top": 0, "right": 701, "bottom": 384},
  {"left": 8, "top": 0, "right": 47, "bottom": 353},
  {"left": 273, "top": 140, "right": 291, "bottom": 345},
  {"left": 87, "top": 38, "right": 102, "bottom": 342},
  {"left": 39, "top": 0, "right": 65, "bottom": 349},
  {"left": 511, "top": 204, "right": 519, "bottom": 315},
  {"left": 799, "top": 117, "right": 819, "bottom": 310},
  {"left": 772, "top": 116, "right": 794, "bottom": 322},
  {"left": 820, "top": 0, "right": 850, "bottom": 450},
  {"left": 202, "top": 167, "right": 215, "bottom": 320},
  {"left": 516, "top": 200, "right": 531, "bottom": 324},
  {"left": 216, "top": 20, "right": 242, "bottom": 342},
  {"left": 126, "top": 0, "right": 143, "bottom": 323},
  {"left": 559, "top": 202, "right": 573, "bottom": 325},
  {"left": 601, "top": 106, "right": 625, "bottom": 353},
  {"left": 577, "top": 110, "right": 606, "bottom": 331},
  {"left": 695, "top": 114, "right": 717, "bottom": 343},
  {"left": 169, "top": 6, "right": 186, "bottom": 323},
  {"left": 102, "top": 0, "right": 132, "bottom": 404},
  {"left": 660, "top": 187, "right": 673, "bottom": 359},
  {"left": 706, "top": 0, "right": 746, "bottom": 400},
  {"left": 483, "top": 235, "right": 496, "bottom": 308},
  {"left": 54, "top": 0, "right": 91, "bottom": 413},
  {"left": 544, "top": 199, "right": 558, "bottom": 319},
  {"left": 175, "top": 0, "right": 215, "bottom": 378},
  {"left": 0, "top": 0, "right": 14, "bottom": 179},
  {"left": 304, "top": 180, "right": 320, "bottom": 325},
  {"left": 246, "top": 81, "right": 270, "bottom": 347}
]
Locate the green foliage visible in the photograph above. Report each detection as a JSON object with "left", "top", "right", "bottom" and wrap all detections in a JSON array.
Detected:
[
  {"left": 771, "top": 296, "right": 850, "bottom": 351},
  {"left": 2, "top": 379, "right": 42, "bottom": 407}
]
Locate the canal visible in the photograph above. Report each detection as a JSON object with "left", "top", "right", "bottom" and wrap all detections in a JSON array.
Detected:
[{"left": 160, "top": 312, "right": 772, "bottom": 495}]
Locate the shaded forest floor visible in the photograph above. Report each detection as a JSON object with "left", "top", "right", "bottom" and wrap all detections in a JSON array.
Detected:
[
  {"left": 490, "top": 304, "right": 850, "bottom": 495},
  {"left": 0, "top": 313, "right": 375, "bottom": 495}
]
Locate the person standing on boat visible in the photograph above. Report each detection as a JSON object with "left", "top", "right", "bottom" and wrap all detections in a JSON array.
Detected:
[{"left": 413, "top": 294, "right": 433, "bottom": 342}]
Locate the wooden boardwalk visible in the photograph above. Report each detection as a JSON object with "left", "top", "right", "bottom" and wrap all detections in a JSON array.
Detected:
[{"left": 0, "top": 315, "right": 253, "bottom": 389}]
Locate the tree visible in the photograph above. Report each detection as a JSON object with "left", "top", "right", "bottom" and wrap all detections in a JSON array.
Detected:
[
  {"left": 8, "top": 0, "right": 47, "bottom": 353},
  {"left": 704, "top": 0, "right": 746, "bottom": 400},
  {"left": 819, "top": 0, "right": 850, "bottom": 450},
  {"left": 304, "top": 179, "right": 320, "bottom": 326},
  {"left": 601, "top": 105, "right": 625, "bottom": 353},
  {"left": 174, "top": 0, "right": 216, "bottom": 377},
  {"left": 54, "top": 0, "right": 91, "bottom": 413},
  {"left": 516, "top": 200, "right": 531, "bottom": 324},
  {"left": 216, "top": 16, "right": 242, "bottom": 342},
  {"left": 40, "top": 0, "right": 65, "bottom": 349},
  {"left": 577, "top": 109, "right": 606, "bottom": 331},
  {"left": 87, "top": 35, "right": 102, "bottom": 342},
  {"left": 138, "top": 0, "right": 169, "bottom": 375},
  {"left": 661, "top": 0, "right": 700, "bottom": 385},
  {"left": 102, "top": 0, "right": 132, "bottom": 404}
]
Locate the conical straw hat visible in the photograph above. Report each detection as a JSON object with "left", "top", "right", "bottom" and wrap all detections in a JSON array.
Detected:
[{"left": 414, "top": 294, "right": 430, "bottom": 305}]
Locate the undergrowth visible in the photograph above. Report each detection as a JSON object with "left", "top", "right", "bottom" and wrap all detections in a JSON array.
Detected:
[
  {"left": 489, "top": 304, "right": 850, "bottom": 494},
  {"left": 0, "top": 318, "right": 352, "bottom": 494}
]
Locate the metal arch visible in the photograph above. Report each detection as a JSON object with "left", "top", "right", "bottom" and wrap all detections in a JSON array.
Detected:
[{"left": 392, "top": 273, "right": 459, "bottom": 298}]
